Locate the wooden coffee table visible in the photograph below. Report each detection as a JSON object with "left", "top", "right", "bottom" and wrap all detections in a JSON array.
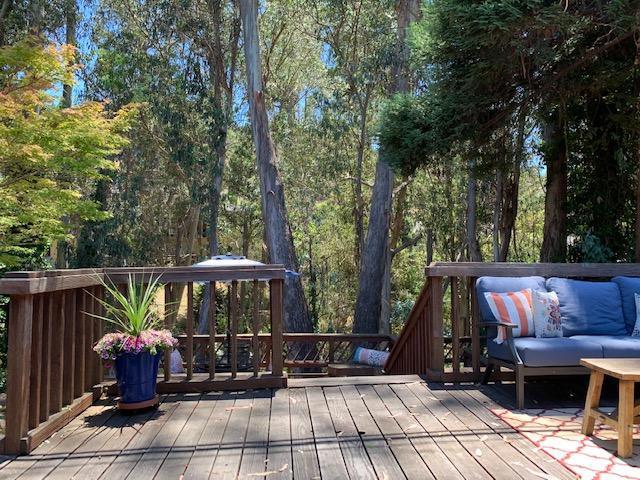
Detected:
[{"left": 580, "top": 358, "right": 640, "bottom": 458}]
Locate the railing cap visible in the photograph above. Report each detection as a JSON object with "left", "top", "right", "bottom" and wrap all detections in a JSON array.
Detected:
[
  {"left": 425, "top": 261, "right": 640, "bottom": 277},
  {"left": 0, "top": 265, "right": 287, "bottom": 295}
]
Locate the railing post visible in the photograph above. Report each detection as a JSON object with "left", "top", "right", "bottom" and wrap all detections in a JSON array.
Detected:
[
  {"left": 50, "top": 291, "right": 65, "bottom": 413},
  {"left": 73, "top": 290, "right": 86, "bottom": 398},
  {"left": 451, "top": 277, "right": 460, "bottom": 375},
  {"left": 428, "top": 276, "right": 444, "bottom": 374},
  {"left": 164, "top": 283, "right": 172, "bottom": 382},
  {"left": 5, "top": 294, "right": 34, "bottom": 454},
  {"left": 252, "top": 280, "right": 260, "bottom": 376},
  {"left": 269, "top": 279, "right": 284, "bottom": 377},
  {"left": 470, "top": 276, "right": 481, "bottom": 379},
  {"left": 40, "top": 294, "right": 52, "bottom": 422},
  {"left": 29, "top": 295, "right": 43, "bottom": 430},
  {"left": 92, "top": 286, "right": 104, "bottom": 386},
  {"left": 63, "top": 290, "right": 76, "bottom": 405},
  {"left": 186, "top": 282, "right": 194, "bottom": 380},
  {"left": 230, "top": 281, "right": 238, "bottom": 378},
  {"left": 209, "top": 281, "right": 216, "bottom": 379}
]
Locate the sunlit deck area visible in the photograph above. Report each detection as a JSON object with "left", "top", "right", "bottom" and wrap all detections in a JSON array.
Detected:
[{"left": 0, "top": 376, "right": 579, "bottom": 480}]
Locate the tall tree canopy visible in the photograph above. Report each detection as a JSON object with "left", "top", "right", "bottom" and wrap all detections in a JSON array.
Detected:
[
  {"left": 0, "top": 39, "right": 133, "bottom": 267},
  {"left": 380, "top": 0, "right": 640, "bottom": 262}
]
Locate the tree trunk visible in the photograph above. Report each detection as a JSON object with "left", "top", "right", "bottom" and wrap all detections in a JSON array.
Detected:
[
  {"left": 498, "top": 164, "right": 520, "bottom": 262},
  {"left": 197, "top": 1, "right": 240, "bottom": 342},
  {"left": 379, "top": 180, "right": 409, "bottom": 333},
  {"left": 53, "top": 0, "right": 77, "bottom": 269},
  {"left": 540, "top": 111, "right": 568, "bottom": 262},
  {"left": 239, "top": 0, "right": 312, "bottom": 333},
  {"left": 62, "top": 0, "right": 75, "bottom": 108},
  {"left": 498, "top": 111, "right": 525, "bottom": 262},
  {"left": 466, "top": 159, "right": 483, "bottom": 261},
  {"left": 353, "top": 95, "right": 369, "bottom": 266},
  {"left": 354, "top": 162, "right": 393, "bottom": 333},
  {"left": 0, "top": 0, "right": 12, "bottom": 46},
  {"left": 492, "top": 169, "right": 503, "bottom": 261},
  {"left": 636, "top": 159, "right": 640, "bottom": 262},
  {"left": 353, "top": 0, "right": 420, "bottom": 334}
]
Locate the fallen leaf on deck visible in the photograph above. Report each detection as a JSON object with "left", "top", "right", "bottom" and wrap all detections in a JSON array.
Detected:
[
  {"left": 247, "top": 463, "right": 289, "bottom": 476},
  {"left": 225, "top": 405, "right": 252, "bottom": 411},
  {"left": 526, "top": 468, "right": 558, "bottom": 479}
]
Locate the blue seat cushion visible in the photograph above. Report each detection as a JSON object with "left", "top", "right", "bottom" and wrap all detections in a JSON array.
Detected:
[
  {"left": 611, "top": 276, "right": 640, "bottom": 334},
  {"left": 488, "top": 337, "right": 603, "bottom": 367},
  {"left": 476, "top": 276, "right": 545, "bottom": 322},
  {"left": 546, "top": 278, "right": 626, "bottom": 336},
  {"left": 570, "top": 335, "right": 640, "bottom": 358}
]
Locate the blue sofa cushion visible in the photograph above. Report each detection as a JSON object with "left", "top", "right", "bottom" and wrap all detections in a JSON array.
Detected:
[
  {"left": 611, "top": 276, "right": 640, "bottom": 334},
  {"left": 570, "top": 335, "right": 640, "bottom": 358},
  {"left": 476, "top": 276, "right": 545, "bottom": 322},
  {"left": 488, "top": 336, "right": 603, "bottom": 367},
  {"left": 546, "top": 278, "right": 626, "bottom": 336}
]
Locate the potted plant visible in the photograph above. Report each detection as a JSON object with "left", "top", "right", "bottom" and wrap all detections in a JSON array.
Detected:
[{"left": 92, "top": 274, "right": 177, "bottom": 410}]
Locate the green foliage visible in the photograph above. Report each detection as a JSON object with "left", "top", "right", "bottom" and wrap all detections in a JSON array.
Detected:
[
  {"left": 90, "top": 274, "right": 165, "bottom": 336},
  {"left": 0, "top": 39, "right": 135, "bottom": 268},
  {"left": 380, "top": 0, "right": 640, "bottom": 262}
]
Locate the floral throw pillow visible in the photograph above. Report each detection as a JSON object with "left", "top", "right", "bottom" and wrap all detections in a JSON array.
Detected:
[
  {"left": 632, "top": 293, "right": 640, "bottom": 337},
  {"left": 532, "top": 290, "right": 562, "bottom": 338}
]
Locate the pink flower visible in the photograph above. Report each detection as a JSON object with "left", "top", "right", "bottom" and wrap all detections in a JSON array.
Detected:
[{"left": 94, "top": 329, "right": 177, "bottom": 360}]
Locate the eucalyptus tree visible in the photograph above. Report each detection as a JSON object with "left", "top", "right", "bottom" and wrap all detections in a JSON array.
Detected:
[
  {"left": 78, "top": 0, "right": 239, "bottom": 267},
  {"left": 239, "top": 0, "right": 312, "bottom": 333},
  {"left": 312, "top": 0, "right": 395, "bottom": 267},
  {"left": 353, "top": 0, "right": 420, "bottom": 334}
]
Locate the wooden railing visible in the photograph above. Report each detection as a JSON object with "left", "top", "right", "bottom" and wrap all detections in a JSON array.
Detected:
[
  {"left": 0, "top": 265, "right": 286, "bottom": 454},
  {"left": 174, "top": 332, "right": 394, "bottom": 373},
  {"left": 385, "top": 262, "right": 640, "bottom": 381}
]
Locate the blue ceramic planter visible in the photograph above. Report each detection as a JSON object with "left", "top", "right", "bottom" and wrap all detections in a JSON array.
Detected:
[{"left": 114, "top": 351, "right": 161, "bottom": 404}]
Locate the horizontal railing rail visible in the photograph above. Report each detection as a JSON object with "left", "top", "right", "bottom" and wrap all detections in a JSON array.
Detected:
[
  {"left": 174, "top": 332, "right": 394, "bottom": 372},
  {"left": 385, "top": 262, "right": 640, "bottom": 381}
]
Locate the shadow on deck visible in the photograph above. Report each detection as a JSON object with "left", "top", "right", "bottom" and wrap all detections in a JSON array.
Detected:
[{"left": 0, "top": 375, "right": 596, "bottom": 480}]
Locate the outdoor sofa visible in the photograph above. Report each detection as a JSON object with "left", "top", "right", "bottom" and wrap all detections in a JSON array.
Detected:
[{"left": 478, "top": 276, "right": 640, "bottom": 408}]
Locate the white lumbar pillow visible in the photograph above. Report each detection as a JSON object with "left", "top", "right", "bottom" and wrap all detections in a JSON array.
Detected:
[{"left": 531, "top": 290, "right": 562, "bottom": 338}]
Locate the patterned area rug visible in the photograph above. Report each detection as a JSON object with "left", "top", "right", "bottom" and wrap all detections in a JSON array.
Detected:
[{"left": 493, "top": 408, "right": 640, "bottom": 480}]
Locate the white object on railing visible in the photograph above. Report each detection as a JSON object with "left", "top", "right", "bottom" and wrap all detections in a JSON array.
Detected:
[
  {"left": 353, "top": 347, "right": 389, "bottom": 367},
  {"left": 170, "top": 349, "right": 185, "bottom": 374}
]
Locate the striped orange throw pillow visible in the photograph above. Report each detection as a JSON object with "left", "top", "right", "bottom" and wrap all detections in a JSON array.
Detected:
[{"left": 483, "top": 289, "right": 534, "bottom": 343}]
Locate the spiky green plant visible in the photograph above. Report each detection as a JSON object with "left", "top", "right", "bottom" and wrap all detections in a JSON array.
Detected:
[{"left": 88, "top": 273, "right": 166, "bottom": 337}]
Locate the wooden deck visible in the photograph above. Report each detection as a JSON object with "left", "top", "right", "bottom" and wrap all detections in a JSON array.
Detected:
[{"left": 0, "top": 376, "right": 578, "bottom": 480}]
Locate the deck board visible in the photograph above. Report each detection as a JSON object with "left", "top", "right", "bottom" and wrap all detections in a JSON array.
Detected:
[
  {"left": 288, "top": 388, "right": 321, "bottom": 480},
  {"left": 209, "top": 390, "right": 254, "bottom": 479},
  {"left": 265, "top": 387, "right": 293, "bottom": 479},
  {"left": 182, "top": 391, "right": 235, "bottom": 479},
  {"left": 1, "top": 378, "right": 579, "bottom": 480}
]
